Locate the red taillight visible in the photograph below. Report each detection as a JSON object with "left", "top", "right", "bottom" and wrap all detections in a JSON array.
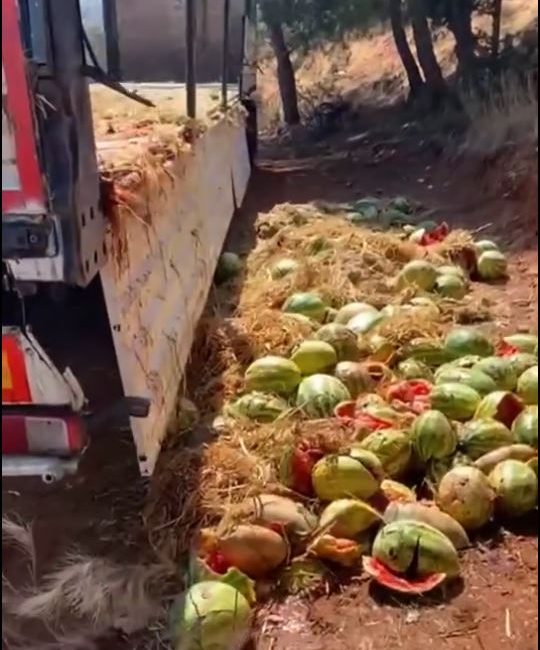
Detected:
[
  {"left": 2, "top": 412, "right": 87, "bottom": 456},
  {"left": 2, "top": 334, "right": 32, "bottom": 404}
]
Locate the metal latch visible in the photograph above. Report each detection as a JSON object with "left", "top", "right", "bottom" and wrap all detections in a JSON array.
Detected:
[{"left": 2, "top": 216, "right": 55, "bottom": 258}]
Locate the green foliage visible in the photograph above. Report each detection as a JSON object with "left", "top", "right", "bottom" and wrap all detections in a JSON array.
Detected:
[{"left": 259, "top": 0, "right": 385, "bottom": 51}]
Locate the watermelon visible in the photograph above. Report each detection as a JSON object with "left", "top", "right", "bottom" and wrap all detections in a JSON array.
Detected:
[
  {"left": 383, "top": 502, "right": 470, "bottom": 550},
  {"left": 512, "top": 406, "right": 538, "bottom": 448},
  {"left": 402, "top": 340, "right": 454, "bottom": 368},
  {"left": 283, "top": 293, "right": 327, "bottom": 322},
  {"left": 358, "top": 429, "right": 412, "bottom": 478},
  {"left": 372, "top": 520, "right": 460, "bottom": 578},
  {"left": 389, "top": 196, "right": 414, "bottom": 214},
  {"left": 437, "top": 265, "right": 467, "bottom": 280},
  {"left": 398, "top": 359, "right": 434, "bottom": 381},
  {"left": 347, "top": 310, "right": 384, "bottom": 335},
  {"left": 334, "top": 362, "right": 374, "bottom": 398},
  {"left": 489, "top": 460, "right": 538, "bottom": 517},
  {"left": 396, "top": 260, "right": 438, "bottom": 291},
  {"left": 430, "top": 383, "right": 482, "bottom": 421},
  {"left": 434, "top": 367, "right": 497, "bottom": 396},
  {"left": 473, "top": 357, "right": 518, "bottom": 391},
  {"left": 245, "top": 357, "right": 301, "bottom": 395},
  {"left": 214, "top": 252, "right": 242, "bottom": 284},
  {"left": 444, "top": 328, "right": 494, "bottom": 359},
  {"left": 271, "top": 258, "right": 300, "bottom": 279},
  {"left": 290, "top": 341, "right": 337, "bottom": 376},
  {"left": 228, "top": 392, "right": 290, "bottom": 422},
  {"left": 413, "top": 410, "right": 458, "bottom": 462},
  {"left": 474, "top": 240, "right": 500, "bottom": 255},
  {"left": 334, "top": 302, "right": 378, "bottom": 325},
  {"left": 296, "top": 374, "right": 351, "bottom": 418},
  {"left": 435, "top": 274, "right": 467, "bottom": 299},
  {"left": 169, "top": 581, "right": 252, "bottom": 650},
  {"left": 508, "top": 353, "right": 538, "bottom": 378},
  {"left": 312, "top": 455, "right": 380, "bottom": 501},
  {"left": 503, "top": 334, "right": 538, "bottom": 355},
  {"left": 516, "top": 366, "right": 538, "bottom": 405},
  {"left": 477, "top": 250, "right": 508, "bottom": 281},
  {"left": 474, "top": 444, "right": 538, "bottom": 474},
  {"left": 475, "top": 391, "right": 524, "bottom": 428},
  {"left": 459, "top": 418, "right": 513, "bottom": 460},
  {"left": 437, "top": 466, "right": 495, "bottom": 531},
  {"left": 315, "top": 324, "right": 360, "bottom": 361},
  {"left": 363, "top": 556, "right": 446, "bottom": 595}
]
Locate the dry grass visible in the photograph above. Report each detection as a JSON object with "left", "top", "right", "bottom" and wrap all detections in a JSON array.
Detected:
[
  {"left": 462, "top": 72, "right": 538, "bottom": 155},
  {"left": 145, "top": 414, "right": 358, "bottom": 562},
  {"left": 92, "top": 85, "right": 246, "bottom": 264},
  {"left": 91, "top": 85, "right": 225, "bottom": 136},
  {"left": 242, "top": 210, "right": 419, "bottom": 312}
]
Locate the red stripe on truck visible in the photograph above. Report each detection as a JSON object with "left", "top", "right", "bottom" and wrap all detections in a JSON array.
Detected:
[{"left": 2, "top": 0, "right": 46, "bottom": 213}]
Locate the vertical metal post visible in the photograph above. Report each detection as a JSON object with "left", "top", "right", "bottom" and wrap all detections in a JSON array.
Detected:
[
  {"left": 221, "top": 0, "right": 230, "bottom": 109},
  {"left": 185, "top": 0, "right": 196, "bottom": 118},
  {"left": 103, "top": 0, "right": 121, "bottom": 79},
  {"left": 491, "top": 0, "right": 503, "bottom": 60}
]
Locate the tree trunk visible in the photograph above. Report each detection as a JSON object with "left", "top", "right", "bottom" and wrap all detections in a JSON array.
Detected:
[
  {"left": 389, "top": 0, "right": 425, "bottom": 98},
  {"left": 491, "top": 0, "right": 503, "bottom": 59},
  {"left": 447, "top": 0, "right": 477, "bottom": 79},
  {"left": 408, "top": 0, "right": 446, "bottom": 98},
  {"left": 268, "top": 22, "right": 300, "bottom": 125}
]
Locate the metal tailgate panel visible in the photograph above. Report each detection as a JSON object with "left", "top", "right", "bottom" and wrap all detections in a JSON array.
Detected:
[{"left": 100, "top": 120, "right": 250, "bottom": 475}]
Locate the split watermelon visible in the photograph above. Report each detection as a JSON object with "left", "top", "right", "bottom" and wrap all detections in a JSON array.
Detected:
[{"left": 362, "top": 556, "right": 446, "bottom": 595}]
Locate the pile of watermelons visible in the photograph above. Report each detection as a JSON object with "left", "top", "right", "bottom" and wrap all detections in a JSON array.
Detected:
[{"left": 170, "top": 203, "right": 537, "bottom": 650}]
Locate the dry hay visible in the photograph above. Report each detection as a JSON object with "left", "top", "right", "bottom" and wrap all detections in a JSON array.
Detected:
[
  {"left": 145, "top": 416, "right": 356, "bottom": 563},
  {"left": 241, "top": 213, "right": 421, "bottom": 314},
  {"left": 94, "top": 86, "right": 246, "bottom": 273},
  {"left": 145, "top": 200, "right": 492, "bottom": 563},
  {"left": 377, "top": 309, "right": 444, "bottom": 346}
]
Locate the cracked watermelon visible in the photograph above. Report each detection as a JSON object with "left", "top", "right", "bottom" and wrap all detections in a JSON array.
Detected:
[{"left": 363, "top": 556, "right": 446, "bottom": 594}]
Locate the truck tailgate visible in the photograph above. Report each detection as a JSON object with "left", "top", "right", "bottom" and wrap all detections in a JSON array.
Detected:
[{"left": 100, "top": 117, "right": 250, "bottom": 475}]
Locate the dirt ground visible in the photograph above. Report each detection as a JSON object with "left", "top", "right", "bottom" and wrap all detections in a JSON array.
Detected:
[{"left": 2, "top": 114, "right": 538, "bottom": 649}]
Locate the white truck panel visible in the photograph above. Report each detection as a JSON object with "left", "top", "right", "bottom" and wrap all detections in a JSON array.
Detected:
[{"left": 100, "top": 119, "right": 250, "bottom": 475}]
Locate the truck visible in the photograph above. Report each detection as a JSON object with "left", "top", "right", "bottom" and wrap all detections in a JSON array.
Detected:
[{"left": 2, "top": 0, "right": 257, "bottom": 482}]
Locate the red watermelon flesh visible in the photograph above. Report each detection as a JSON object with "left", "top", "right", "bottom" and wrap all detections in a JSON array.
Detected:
[
  {"left": 289, "top": 441, "right": 325, "bottom": 496},
  {"left": 496, "top": 393, "right": 525, "bottom": 428},
  {"left": 334, "top": 402, "right": 393, "bottom": 432},
  {"left": 385, "top": 380, "right": 432, "bottom": 415},
  {"left": 362, "top": 556, "right": 446, "bottom": 595},
  {"left": 496, "top": 341, "right": 519, "bottom": 358},
  {"left": 419, "top": 222, "right": 450, "bottom": 247}
]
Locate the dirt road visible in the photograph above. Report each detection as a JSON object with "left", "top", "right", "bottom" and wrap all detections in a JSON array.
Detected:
[{"left": 2, "top": 123, "right": 538, "bottom": 650}]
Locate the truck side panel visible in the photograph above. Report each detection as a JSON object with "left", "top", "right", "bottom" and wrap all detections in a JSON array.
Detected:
[
  {"left": 100, "top": 119, "right": 250, "bottom": 475},
  {"left": 2, "top": 0, "right": 45, "bottom": 214}
]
